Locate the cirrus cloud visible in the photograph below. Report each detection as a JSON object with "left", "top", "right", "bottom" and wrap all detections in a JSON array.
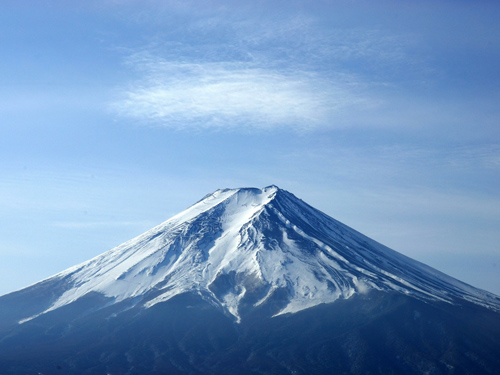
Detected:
[{"left": 112, "top": 55, "right": 367, "bottom": 130}]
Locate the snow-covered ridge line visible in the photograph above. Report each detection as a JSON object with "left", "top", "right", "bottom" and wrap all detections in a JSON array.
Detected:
[{"left": 15, "top": 186, "right": 500, "bottom": 324}]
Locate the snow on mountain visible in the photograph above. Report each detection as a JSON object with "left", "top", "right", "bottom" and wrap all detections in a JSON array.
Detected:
[{"left": 17, "top": 186, "right": 500, "bottom": 324}]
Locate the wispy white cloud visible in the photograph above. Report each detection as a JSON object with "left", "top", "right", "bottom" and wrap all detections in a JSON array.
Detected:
[
  {"left": 111, "top": 2, "right": 491, "bottom": 134},
  {"left": 109, "top": 6, "right": 423, "bottom": 131},
  {"left": 112, "top": 55, "right": 366, "bottom": 130}
]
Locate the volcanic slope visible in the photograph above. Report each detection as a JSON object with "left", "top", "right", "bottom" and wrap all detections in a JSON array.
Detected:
[
  {"left": 1, "top": 186, "right": 500, "bottom": 375},
  {"left": 4, "top": 185, "right": 500, "bottom": 326}
]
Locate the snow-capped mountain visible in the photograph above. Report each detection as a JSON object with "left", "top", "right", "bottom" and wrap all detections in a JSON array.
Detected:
[
  {"left": 13, "top": 185, "right": 500, "bottom": 325},
  {"left": 2, "top": 186, "right": 500, "bottom": 375}
]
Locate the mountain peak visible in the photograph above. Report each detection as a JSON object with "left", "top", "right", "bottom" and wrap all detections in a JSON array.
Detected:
[
  {"left": 12, "top": 186, "right": 500, "bottom": 324},
  {"left": 192, "top": 185, "right": 279, "bottom": 211},
  {"left": 208, "top": 185, "right": 280, "bottom": 198},
  {"left": 3, "top": 186, "right": 500, "bottom": 375}
]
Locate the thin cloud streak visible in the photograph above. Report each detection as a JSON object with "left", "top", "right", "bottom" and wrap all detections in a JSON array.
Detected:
[
  {"left": 108, "top": 8, "right": 419, "bottom": 131},
  {"left": 113, "top": 56, "right": 367, "bottom": 130},
  {"left": 52, "top": 220, "right": 155, "bottom": 229}
]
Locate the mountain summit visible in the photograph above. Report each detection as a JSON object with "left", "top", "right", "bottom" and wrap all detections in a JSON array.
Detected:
[
  {"left": 13, "top": 185, "right": 500, "bottom": 324},
  {"left": 1, "top": 186, "right": 500, "bottom": 374}
]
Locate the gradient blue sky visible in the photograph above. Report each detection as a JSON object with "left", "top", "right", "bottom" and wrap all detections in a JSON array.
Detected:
[{"left": 1, "top": 0, "right": 499, "bottom": 296}]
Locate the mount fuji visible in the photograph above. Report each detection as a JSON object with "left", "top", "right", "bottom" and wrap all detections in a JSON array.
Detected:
[{"left": 1, "top": 186, "right": 500, "bottom": 374}]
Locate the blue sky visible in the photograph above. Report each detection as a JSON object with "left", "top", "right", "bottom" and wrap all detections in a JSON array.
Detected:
[{"left": 1, "top": 0, "right": 499, "bottom": 296}]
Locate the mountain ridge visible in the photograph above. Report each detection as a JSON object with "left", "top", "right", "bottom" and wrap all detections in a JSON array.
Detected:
[
  {"left": 2, "top": 185, "right": 500, "bottom": 375},
  {"left": 6, "top": 185, "right": 500, "bottom": 327}
]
